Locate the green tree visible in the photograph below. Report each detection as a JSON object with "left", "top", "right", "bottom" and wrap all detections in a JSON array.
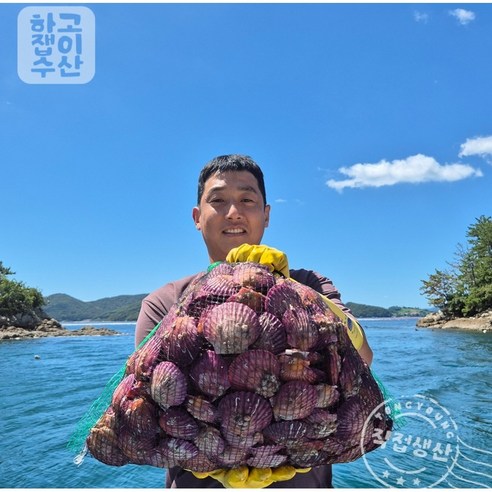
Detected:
[
  {"left": 420, "top": 216, "right": 492, "bottom": 317},
  {"left": 0, "top": 262, "right": 45, "bottom": 317}
]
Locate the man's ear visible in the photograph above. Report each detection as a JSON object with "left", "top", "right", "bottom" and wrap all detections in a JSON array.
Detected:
[
  {"left": 192, "top": 206, "right": 201, "bottom": 230},
  {"left": 264, "top": 204, "right": 271, "bottom": 228}
]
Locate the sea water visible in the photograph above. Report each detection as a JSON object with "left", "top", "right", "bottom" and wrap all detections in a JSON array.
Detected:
[{"left": 0, "top": 319, "right": 490, "bottom": 488}]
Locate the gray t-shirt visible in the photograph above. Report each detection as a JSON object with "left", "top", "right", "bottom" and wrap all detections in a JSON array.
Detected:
[{"left": 135, "top": 268, "right": 350, "bottom": 488}]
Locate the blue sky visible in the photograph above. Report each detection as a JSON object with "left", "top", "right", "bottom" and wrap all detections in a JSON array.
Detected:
[{"left": 1, "top": 3, "right": 491, "bottom": 309}]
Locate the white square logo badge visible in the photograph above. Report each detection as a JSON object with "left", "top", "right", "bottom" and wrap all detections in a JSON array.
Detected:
[{"left": 18, "top": 6, "right": 95, "bottom": 84}]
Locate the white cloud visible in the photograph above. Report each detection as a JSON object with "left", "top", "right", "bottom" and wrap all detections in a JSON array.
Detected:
[
  {"left": 275, "top": 198, "right": 287, "bottom": 203},
  {"left": 459, "top": 135, "right": 492, "bottom": 160},
  {"left": 449, "top": 8, "right": 476, "bottom": 25},
  {"left": 326, "top": 154, "right": 482, "bottom": 192},
  {"left": 414, "top": 11, "right": 429, "bottom": 23}
]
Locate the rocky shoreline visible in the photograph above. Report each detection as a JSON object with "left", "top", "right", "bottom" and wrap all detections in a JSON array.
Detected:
[
  {"left": 0, "top": 310, "right": 121, "bottom": 341},
  {"left": 416, "top": 309, "right": 492, "bottom": 332}
]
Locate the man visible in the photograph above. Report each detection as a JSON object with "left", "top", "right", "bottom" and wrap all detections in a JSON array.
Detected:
[{"left": 135, "top": 154, "right": 373, "bottom": 487}]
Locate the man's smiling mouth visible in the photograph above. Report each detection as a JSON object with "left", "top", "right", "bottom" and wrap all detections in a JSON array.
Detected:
[{"left": 223, "top": 228, "right": 246, "bottom": 235}]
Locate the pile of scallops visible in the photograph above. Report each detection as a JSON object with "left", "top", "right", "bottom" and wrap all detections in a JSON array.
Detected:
[{"left": 87, "top": 262, "right": 392, "bottom": 472}]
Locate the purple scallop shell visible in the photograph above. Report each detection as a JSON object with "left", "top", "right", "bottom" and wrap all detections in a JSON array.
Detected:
[
  {"left": 185, "top": 395, "right": 217, "bottom": 423},
  {"left": 325, "top": 344, "right": 341, "bottom": 386},
  {"left": 311, "top": 311, "right": 340, "bottom": 349},
  {"left": 247, "top": 445, "right": 287, "bottom": 468},
  {"left": 271, "top": 381, "right": 318, "bottom": 421},
  {"left": 228, "top": 349, "right": 281, "bottom": 398},
  {"left": 206, "top": 262, "right": 234, "bottom": 277},
  {"left": 282, "top": 307, "right": 319, "bottom": 351},
  {"left": 232, "top": 262, "right": 275, "bottom": 294},
  {"left": 303, "top": 409, "right": 338, "bottom": 439},
  {"left": 118, "top": 395, "right": 160, "bottom": 439},
  {"left": 186, "top": 293, "right": 229, "bottom": 320},
  {"left": 118, "top": 430, "right": 159, "bottom": 464},
  {"left": 181, "top": 451, "right": 220, "bottom": 473},
  {"left": 288, "top": 442, "right": 328, "bottom": 468},
  {"left": 315, "top": 384, "right": 340, "bottom": 408},
  {"left": 160, "top": 315, "right": 202, "bottom": 366},
  {"left": 201, "top": 273, "right": 241, "bottom": 297},
  {"left": 156, "top": 437, "right": 199, "bottom": 468},
  {"left": 221, "top": 429, "right": 264, "bottom": 449},
  {"left": 134, "top": 335, "right": 163, "bottom": 381},
  {"left": 227, "top": 287, "right": 266, "bottom": 314},
  {"left": 263, "top": 421, "right": 309, "bottom": 446},
  {"left": 289, "top": 281, "right": 327, "bottom": 314},
  {"left": 252, "top": 312, "right": 288, "bottom": 354},
  {"left": 335, "top": 396, "right": 366, "bottom": 439},
  {"left": 215, "top": 445, "right": 249, "bottom": 467},
  {"left": 218, "top": 391, "right": 273, "bottom": 437},
  {"left": 112, "top": 373, "right": 135, "bottom": 409},
  {"left": 194, "top": 425, "right": 226, "bottom": 458},
  {"left": 278, "top": 353, "right": 321, "bottom": 384},
  {"left": 265, "top": 282, "right": 304, "bottom": 319},
  {"left": 202, "top": 302, "right": 261, "bottom": 354},
  {"left": 338, "top": 354, "right": 363, "bottom": 398},
  {"left": 159, "top": 407, "right": 199, "bottom": 440},
  {"left": 189, "top": 350, "right": 230, "bottom": 399},
  {"left": 150, "top": 361, "right": 187, "bottom": 410}
]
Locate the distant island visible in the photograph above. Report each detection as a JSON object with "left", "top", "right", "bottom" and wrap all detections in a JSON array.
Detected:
[{"left": 43, "top": 293, "right": 432, "bottom": 322}]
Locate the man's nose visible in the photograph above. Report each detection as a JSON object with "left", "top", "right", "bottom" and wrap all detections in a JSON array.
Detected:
[{"left": 225, "top": 202, "right": 242, "bottom": 219}]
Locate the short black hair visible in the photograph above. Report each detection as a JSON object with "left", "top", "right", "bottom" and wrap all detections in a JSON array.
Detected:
[{"left": 197, "top": 154, "right": 267, "bottom": 206}]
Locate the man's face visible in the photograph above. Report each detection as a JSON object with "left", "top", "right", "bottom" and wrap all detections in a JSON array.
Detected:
[{"left": 192, "top": 170, "right": 270, "bottom": 262}]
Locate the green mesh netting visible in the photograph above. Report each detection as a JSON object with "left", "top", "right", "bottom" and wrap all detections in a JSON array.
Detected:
[{"left": 66, "top": 321, "right": 162, "bottom": 459}]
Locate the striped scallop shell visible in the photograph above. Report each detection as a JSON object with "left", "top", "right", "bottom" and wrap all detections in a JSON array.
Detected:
[
  {"left": 201, "top": 302, "right": 261, "bottom": 354},
  {"left": 156, "top": 437, "right": 199, "bottom": 468},
  {"left": 252, "top": 312, "right": 288, "bottom": 354},
  {"left": 189, "top": 350, "right": 230, "bottom": 399},
  {"left": 278, "top": 353, "right": 321, "bottom": 384},
  {"left": 282, "top": 307, "right": 319, "bottom": 351},
  {"left": 134, "top": 335, "right": 162, "bottom": 381},
  {"left": 118, "top": 395, "right": 159, "bottom": 439},
  {"left": 271, "top": 381, "right": 318, "bottom": 421},
  {"left": 158, "top": 407, "right": 199, "bottom": 440},
  {"left": 303, "top": 409, "right": 338, "bottom": 438},
  {"left": 118, "top": 429, "right": 159, "bottom": 464},
  {"left": 265, "top": 282, "right": 304, "bottom": 319},
  {"left": 215, "top": 445, "right": 249, "bottom": 467},
  {"left": 325, "top": 344, "right": 341, "bottom": 386},
  {"left": 338, "top": 354, "right": 363, "bottom": 398},
  {"left": 206, "top": 262, "right": 234, "bottom": 277},
  {"left": 228, "top": 349, "right": 281, "bottom": 398},
  {"left": 185, "top": 395, "right": 217, "bottom": 423},
  {"left": 194, "top": 425, "right": 225, "bottom": 458},
  {"left": 221, "top": 429, "right": 264, "bottom": 449},
  {"left": 150, "top": 361, "right": 187, "bottom": 410},
  {"left": 201, "top": 273, "right": 241, "bottom": 296},
  {"left": 263, "top": 421, "right": 309, "bottom": 446},
  {"left": 160, "top": 315, "right": 202, "bottom": 366},
  {"left": 311, "top": 311, "right": 339, "bottom": 349},
  {"left": 247, "top": 444, "right": 287, "bottom": 468},
  {"left": 289, "top": 281, "right": 327, "bottom": 314},
  {"left": 232, "top": 262, "right": 275, "bottom": 294},
  {"left": 227, "top": 287, "right": 266, "bottom": 314},
  {"left": 181, "top": 451, "right": 220, "bottom": 473},
  {"left": 111, "top": 373, "right": 135, "bottom": 409},
  {"left": 87, "top": 423, "right": 129, "bottom": 466},
  {"left": 335, "top": 396, "right": 366, "bottom": 439},
  {"left": 315, "top": 384, "right": 340, "bottom": 408},
  {"left": 218, "top": 391, "right": 273, "bottom": 437},
  {"left": 186, "top": 293, "right": 229, "bottom": 319},
  {"left": 288, "top": 442, "right": 328, "bottom": 468}
]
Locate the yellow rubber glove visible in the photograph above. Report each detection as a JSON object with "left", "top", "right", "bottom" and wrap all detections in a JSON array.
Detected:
[
  {"left": 226, "top": 244, "right": 290, "bottom": 278},
  {"left": 190, "top": 465, "right": 311, "bottom": 488}
]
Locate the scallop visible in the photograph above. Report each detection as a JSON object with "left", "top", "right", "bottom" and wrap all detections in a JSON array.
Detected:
[
  {"left": 87, "top": 424, "right": 129, "bottom": 466},
  {"left": 186, "top": 293, "right": 229, "bottom": 319},
  {"left": 228, "top": 349, "right": 281, "bottom": 398},
  {"left": 118, "top": 395, "right": 160, "bottom": 439},
  {"left": 159, "top": 407, "right": 199, "bottom": 439},
  {"left": 215, "top": 445, "right": 249, "bottom": 467},
  {"left": 303, "top": 409, "right": 337, "bottom": 438},
  {"left": 134, "top": 335, "right": 162, "bottom": 381},
  {"left": 118, "top": 429, "right": 159, "bottom": 464},
  {"left": 278, "top": 353, "right": 321, "bottom": 384},
  {"left": 218, "top": 391, "right": 273, "bottom": 437},
  {"left": 271, "top": 381, "right": 318, "bottom": 421},
  {"left": 221, "top": 429, "right": 264, "bottom": 449},
  {"left": 201, "top": 274, "right": 241, "bottom": 297},
  {"left": 189, "top": 350, "right": 230, "bottom": 399},
  {"left": 252, "top": 312, "right": 288, "bottom": 354},
  {"left": 206, "top": 262, "right": 234, "bottom": 277},
  {"left": 160, "top": 315, "right": 202, "bottom": 366},
  {"left": 263, "top": 421, "right": 309, "bottom": 446},
  {"left": 265, "top": 283, "right": 304, "bottom": 319},
  {"left": 289, "top": 281, "right": 327, "bottom": 314},
  {"left": 181, "top": 451, "right": 220, "bottom": 473},
  {"left": 156, "top": 437, "right": 199, "bottom": 468},
  {"left": 282, "top": 307, "right": 319, "bottom": 351},
  {"left": 288, "top": 443, "right": 328, "bottom": 468},
  {"left": 325, "top": 344, "right": 341, "bottom": 386},
  {"left": 227, "top": 287, "right": 266, "bottom": 314},
  {"left": 311, "top": 311, "right": 339, "bottom": 349},
  {"left": 194, "top": 426, "right": 225, "bottom": 457},
  {"left": 338, "top": 354, "right": 363, "bottom": 398},
  {"left": 201, "top": 302, "right": 261, "bottom": 354},
  {"left": 185, "top": 395, "right": 217, "bottom": 423},
  {"left": 232, "top": 262, "right": 275, "bottom": 293},
  {"left": 111, "top": 373, "right": 135, "bottom": 409},
  {"left": 150, "top": 361, "right": 187, "bottom": 410},
  {"left": 336, "top": 396, "right": 366, "bottom": 439},
  {"left": 315, "top": 384, "right": 340, "bottom": 408},
  {"left": 247, "top": 444, "right": 287, "bottom": 468}
]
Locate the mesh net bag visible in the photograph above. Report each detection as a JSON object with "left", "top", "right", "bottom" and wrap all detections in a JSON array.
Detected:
[{"left": 79, "top": 261, "right": 393, "bottom": 472}]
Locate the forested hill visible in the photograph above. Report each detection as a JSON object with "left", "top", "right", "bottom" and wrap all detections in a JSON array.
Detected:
[
  {"left": 44, "top": 293, "right": 430, "bottom": 322},
  {"left": 44, "top": 293, "right": 146, "bottom": 321}
]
